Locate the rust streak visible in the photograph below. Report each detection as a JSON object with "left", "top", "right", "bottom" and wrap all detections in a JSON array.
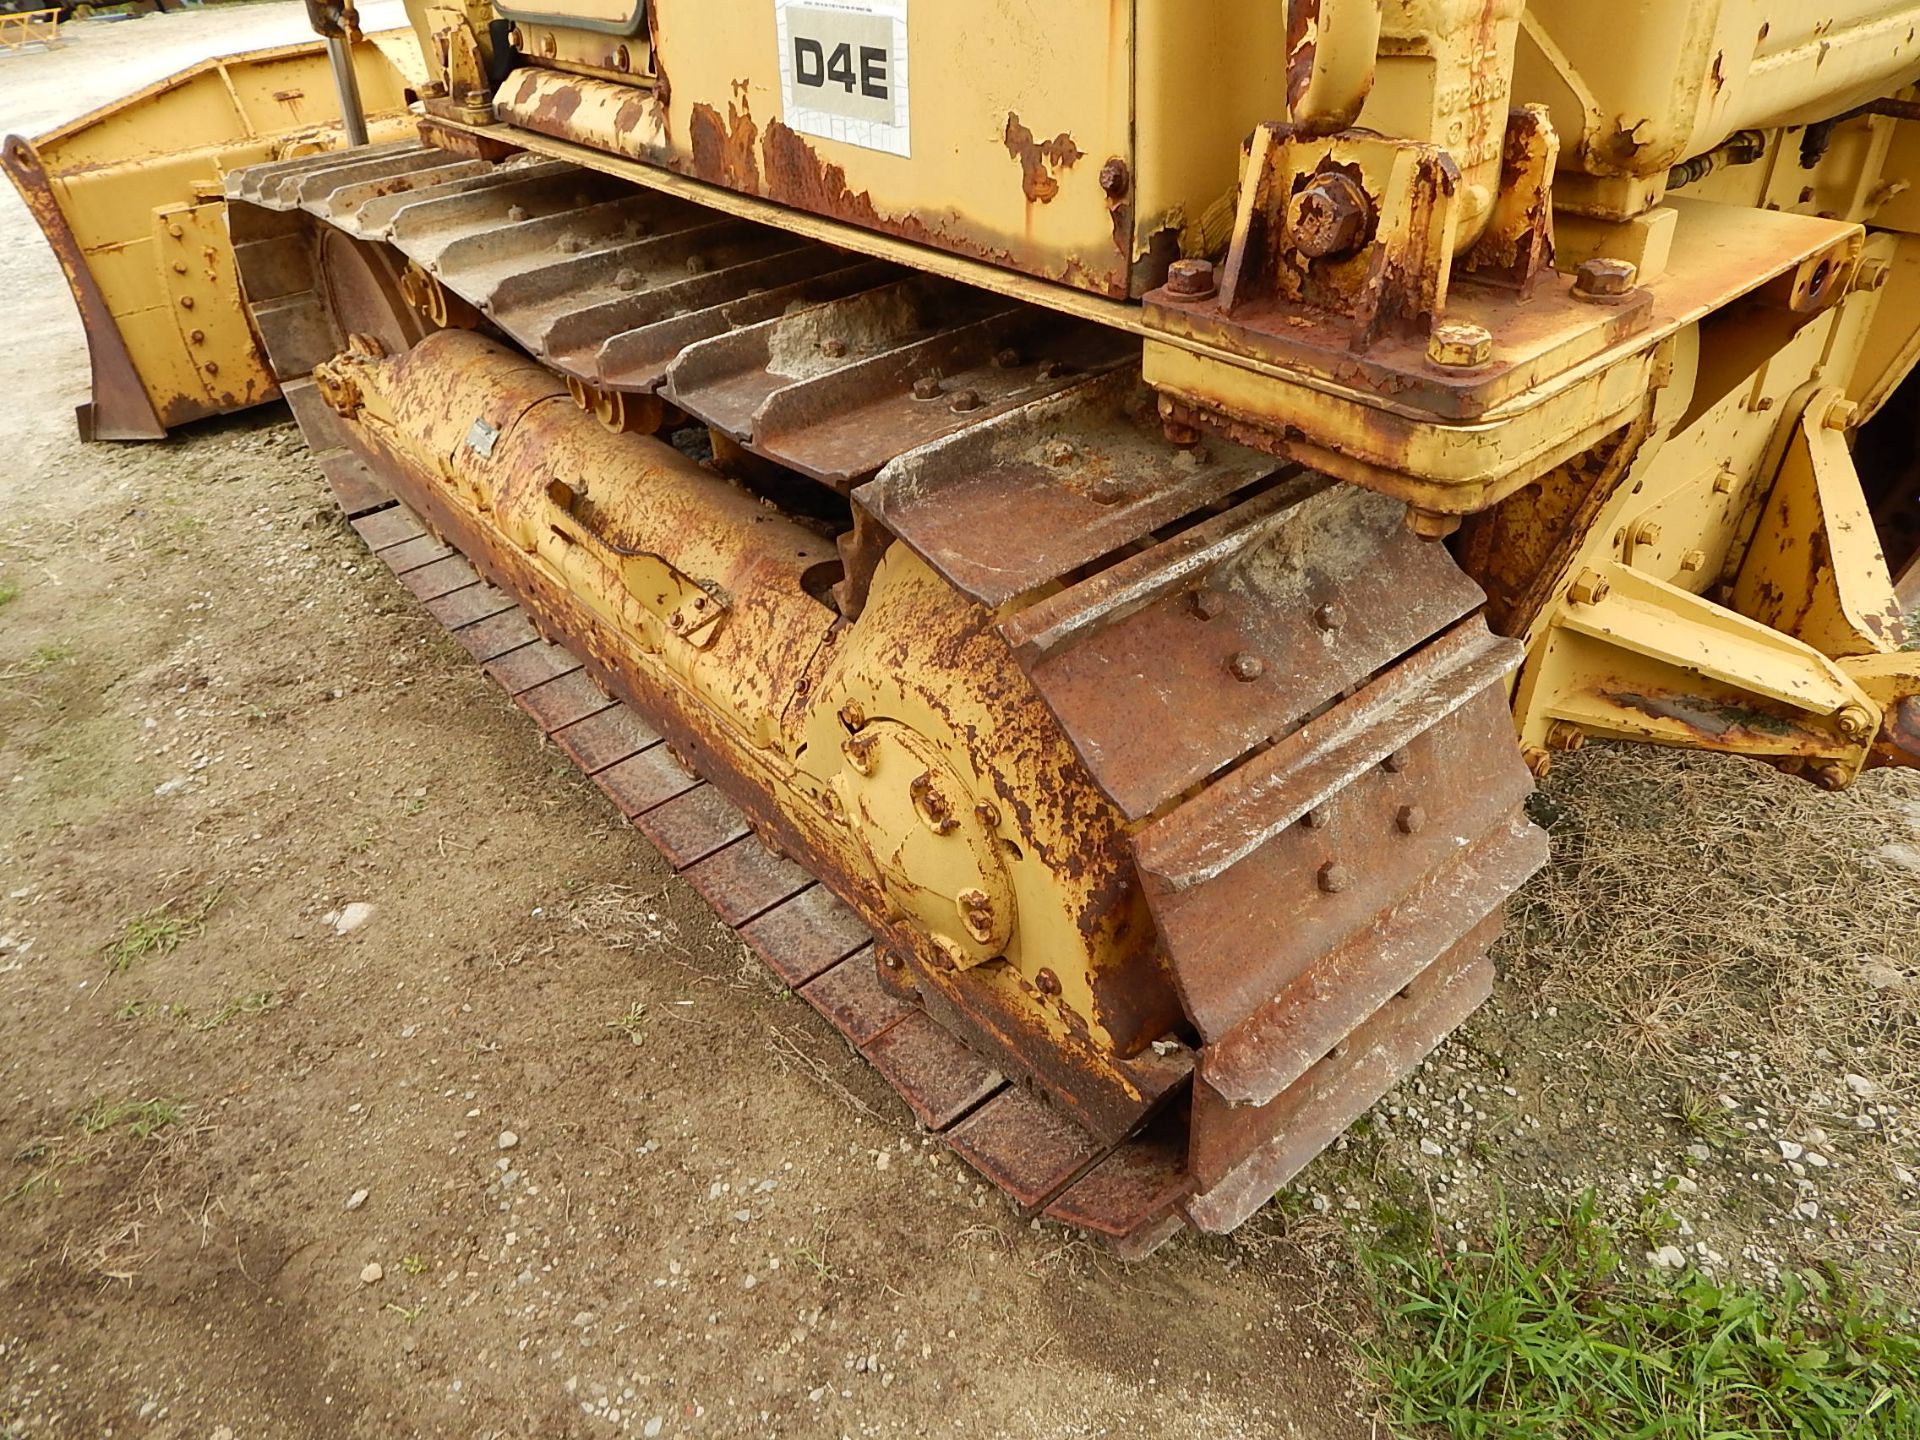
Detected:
[{"left": 1002, "top": 113, "right": 1083, "bottom": 205}]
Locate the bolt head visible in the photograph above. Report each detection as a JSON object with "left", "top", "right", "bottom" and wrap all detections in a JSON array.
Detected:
[
  {"left": 1317, "top": 862, "right": 1351, "bottom": 894},
  {"left": 1427, "top": 321, "right": 1495, "bottom": 369},
  {"left": 1632, "top": 521, "right": 1663, "bottom": 547},
  {"left": 1035, "top": 967, "right": 1062, "bottom": 996},
  {"left": 912, "top": 376, "right": 942, "bottom": 400},
  {"left": 1680, "top": 548, "right": 1707, "bottom": 573},
  {"left": 1523, "top": 746, "right": 1553, "bottom": 779},
  {"left": 948, "top": 388, "right": 982, "bottom": 414},
  {"left": 1835, "top": 703, "right": 1876, "bottom": 743},
  {"left": 1395, "top": 804, "right": 1427, "bottom": 835},
  {"left": 1573, "top": 257, "right": 1639, "bottom": 301},
  {"left": 1099, "top": 157, "right": 1130, "bottom": 197},
  {"left": 820, "top": 337, "right": 847, "bottom": 358},
  {"left": 1286, "top": 173, "right": 1373, "bottom": 260},
  {"left": 1825, "top": 397, "right": 1859, "bottom": 431},
  {"left": 1228, "top": 651, "right": 1265, "bottom": 682},
  {"left": 1567, "top": 569, "right": 1612, "bottom": 606},
  {"left": 1165, "top": 258, "right": 1218, "bottom": 299},
  {"left": 1089, "top": 476, "right": 1129, "bottom": 505},
  {"left": 1313, "top": 602, "right": 1346, "bottom": 632},
  {"left": 993, "top": 347, "right": 1023, "bottom": 369}
]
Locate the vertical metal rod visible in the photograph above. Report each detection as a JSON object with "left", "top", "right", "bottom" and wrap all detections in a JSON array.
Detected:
[{"left": 326, "top": 33, "right": 370, "bottom": 147}]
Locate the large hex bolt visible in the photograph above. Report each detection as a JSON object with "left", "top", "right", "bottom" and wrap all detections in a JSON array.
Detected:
[
  {"left": 1572, "top": 257, "right": 1639, "bottom": 303},
  {"left": 1286, "top": 172, "right": 1373, "bottom": 259},
  {"left": 1428, "top": 322, "right": 1495, "bottom": 370},
  {"left": 1165, "top": 258, "right": 1218, "bottom": 300},
  {"left": 1834, "top": 703, "right": 1876, "bottom": 743}
]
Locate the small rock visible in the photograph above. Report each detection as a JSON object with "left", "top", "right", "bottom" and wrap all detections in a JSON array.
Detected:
[
  {"left": 1777, "top": 1139, "right": 1804, "bottom": 1161},
  {"left": 1672, "top": 1176, "right": 1699, "bottom": 1195},
  {"left": 153, "top": 777, "right": 189, "bottom": 798},
  {"left": 497, "top": 1130, "right": 519, "bottom": 1151},
  {"left": 330, "top": 902, "right": 375, "bottom": 936},
  {"left": 1844, "top": 1073, "right": 1878, "bottom": 1099},
  {"left": 1419, "top": 1138, "right": 1444, "bottom": 1158},
  {"left": 1685, "top": 1143, "right": 1712, "bottom": 1163},
  {"left": 361, "top": 1262, "right": 384, "bottom": 1284},
  {"left": 1649, "top": 1245, "right": 1687, "bottom": 1270},
  {"left": 1805, "top": 1151, "right": 1830, "bottom": 1168},
  {"left": 644, "top": 1418, "right": 664, "bottom": 1438},
  {"left": 345, "top": 1188, "right": 369, "bottom": 1211}
]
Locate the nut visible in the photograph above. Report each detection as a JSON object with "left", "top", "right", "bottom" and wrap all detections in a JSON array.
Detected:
[
  {"left": 1286, "top": 172, "right": 1373, "bottom": 259},
  {"left": 1381, "top": 748, "right": 1410, "bottom": 773},
  {"left": 1630, "top": 520, "right": 1663, "bottom": 548},
  {"left": 1228, "top": 651, "right": 1265, "bottom": 682},
  {"left": 1089, "top": 476, "right": 1129, "bottom": 505},
  {"left": 1680, "top": 549, "right": 1707, "bottom": 573},
  {"left": 949, "top": 388, "right": 982, "bottom": 414},
  {"left": 1825, "top": 397, "right": 1859, "bottom": 431},
  {"left": 1405, "top": 508, "right": 1462, "bottom": 540},
  {"left": 1427, "top": 321, "right": 1494, "bottom": 369},
  {"left": 1035, "top": 968, "right": 1062, "bottom": 996},
  {"left": 1524, "top": 746, "right": 1553, "bottom": 779},
  {"left": 1572, "top": 257, "right": 1638, "bottom": 302},
  {"left": 820, "top": 337, "right": 847, "bottom": 358},
  {"left": 1190, "top": 588, "right": 1228, "bottom": 620},
  {"left": 1546, "top": 720, "right": 1586, "bottom": 753},
  {"left": 911, "top": 376, "right": 942, "bottom": 400},
  {"left": 1313, "top": 602, "right": 1346, "bottom": 632},
  {"left": 1098, "top": 158, "right": 1130, "bottom": 197},
  {"left": 1834, "top": 703, "right": 1876, "bottom": 743},
  {"left": 1395, "top": 804, "right": 1426, "bottom": 835},
  {"left": 1164, "top": 258, "right": 1218, "bottom": 299},
  {"left": 1317, "top": 862, "right": 1351, "bottom": 894},
  {"left": 1567, "top": 569, "right": 1612, "bottom": 606},
  {"left": 992, "top": 347, "right": 1023, "bottom": 369}
]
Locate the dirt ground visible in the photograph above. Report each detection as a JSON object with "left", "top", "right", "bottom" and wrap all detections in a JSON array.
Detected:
[{"left": 2, "top": 10, "right": 1917, "bottom": 1440}]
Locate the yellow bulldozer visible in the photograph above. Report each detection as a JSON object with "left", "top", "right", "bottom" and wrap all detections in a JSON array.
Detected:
[{"left": 9, "top": 0, "right": 1919, "bottom": 1256}]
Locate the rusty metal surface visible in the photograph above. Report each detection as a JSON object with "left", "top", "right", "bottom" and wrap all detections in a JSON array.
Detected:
[
  {"left": 945, "top": 1087, "right": 1104, "bottom": 1212},
  {"left": 739, "top": 886, "right": 872, "bottom": 988},
  {"left": 595, "top": 747, "right": 701, "bottom": 817},
  {"left": 1012, "top": 483, "right": 1488, "bottom": 821},
  {"left": 1133, "top": 619, "right": 1536, "bottom": 1043},
  {"left": 681, "top": 837, "right": 814, "bottom": 926},
  {"left": 634, "top": 784, "right": 751, "bottom": 867},
  {"left": 552, "top": 702, "right": 661, "bottom": 773},
  {"left": 485, "top": 641, "right": 581, "bottom": 695},
  {"left": 799, "top": 949, "right": 914, "bottom": 1048},
  {"left": 857, "top": 372, "right": 1281, "bottom": 608},
  {"left": 453, "top": 608, "right": 543, "bottom": 663},
  {"left": 425, "top": 583, "right": 521, "bottom": 630},
  {"left": 1041, "top": 1124, "right": 1189, "bottom": 1256},
  {"left": 2, "top": 136, "right": 166, "bottom": 441},
  {"left": 861, "top": 1012, "right": 1006, "bottom": 1131},
  {"left": 1185, "top": 934, "right": 1499, "bottom": 1234}
]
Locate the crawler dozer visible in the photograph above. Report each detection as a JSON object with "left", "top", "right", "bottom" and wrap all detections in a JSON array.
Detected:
[{"left": 11, "top": 0, "right": 1920, "bottom": 1255}]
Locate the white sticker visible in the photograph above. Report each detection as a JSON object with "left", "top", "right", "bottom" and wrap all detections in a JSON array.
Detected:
[{"left": 775, "top": 0, "right": 910, "bottom": 158}]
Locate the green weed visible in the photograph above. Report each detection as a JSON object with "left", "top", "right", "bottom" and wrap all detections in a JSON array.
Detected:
[
  {"left": 193, "top": 990, "right": 279, "bottom": 1031},
  {"left": 102, "top": 891, "right": 221, "bottom": 972},
  {"left": 1358, "top": 1192, "right": 1919, "bottom": 1439},
  {"left": 73, "top": 1097, "right": 183, "bottom": 1140}
]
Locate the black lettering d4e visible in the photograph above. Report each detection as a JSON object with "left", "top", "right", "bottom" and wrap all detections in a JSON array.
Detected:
[
  {"left": 858, "top": 45, "right": 887, "bottom": 99},
  {"left": 794, "top": 36, "right": 826, "bottom": 87}
]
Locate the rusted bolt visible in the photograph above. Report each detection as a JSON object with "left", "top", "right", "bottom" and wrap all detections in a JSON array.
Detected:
[
  {"left": 171, "top": 261, "right": 187, "bottom": 275},
  {"left": 949, "top": 388, "right": 982, "bottom": 414},
  {"left": 910, "top": 771, "right": 958, "bottom": 833},
  {"left": 881, "top": 950, "right": 904, "bottom": 970},
  {"left": 614, "top": 43, "right": 631, "bottom": 71},
  {"left": 1164, "top": 258, "right": 1218, "bottom": 299},
  {"left": 1825, "top": 397, "right": 1859, "bottom": 431},
  {"left": 956, "top": 888, "right": 995, "bottom": 943},
  {"left": 1190, "top": 587, "right": 1228, "bottom": 620},
  {"left": 1098, "top": 158, "right": 1130, "bottom": 197},
  {"left": 667, "top": 611, "right": 685, "bottom": 631},
  {"left": 1405, "top": 508, "right": 1461, "bottom": 540},
  {"left": 1036, "top": 359, "right": 1073, "bottom": 379},
  {"left": 1851, "top": 260, "right": 1891, "bottom": 293},
  {"left": 1567, "top": 569, "right": 1612, "bottom": 606},
  {"left": 1228, "top": 652, "right": 1265, "bottom": 682},
  {"left": 1811, "top": 761, "right": 1850, "bottom": 791},
  {"left": 203, "top": 362, "right": 219, "bottom": 376},
  {"left": 189, "top": 329, "right": 205, "bottom": 345},
  {"left": 974, "top": 799, "right": 1000, "bottom": 828},
  {"left": 1524, "top": 746, "right": 1553, "bottom": 779},
  {"left": 1314, "top": 602, "right": 1346, "bottom": 632},
  {"left": 179, "top": 296, "right": 194, "bottom": 310},
  {"left": 912, "top": 376, "right": 942, "bottom": 401},
  {"left": 506, "top": 204, "right": 529, "bottom": 222},
  {"left": 1090, "top": 476, "right": 1129, "bottom": 505},
  {"left": 1162, "top": 416, "right": 1203, "bottom": 447},
  {"left": 614, "top": 267, "right": 640, "bottom": 291},
  {"left": 837, "top": 700, "right": 866, "bottom": 731},
  {"left": 1301, "top": 807, "right": 1331, "bottom": 830},
  {"left": 686, "top": 255, "right": 709, "bottom": 275},
  {"left": 690, "top": 595, "right": 709, "bottom": 612},
  {"left": 1035, "top": 968, "right": 1062, "bottom": 996},
  {"left": 1317, "top": 862, "right": 1352, "bottom": 894},
  {"left": 1428, "top": 321, "right": 1494, "bottom": 369},
  {"left": 557, "top": 234, "right": 586, "bottom": 254},
  {"left": 842, "top": 733, "right": 878, "bottom": 776},
  {"left": 993, "top": 347, "right": 1023, "bottom": 369},
  {"left": 1680, "top": 549, "right": 1707, "bottom": 573},
  {"left": 1573, "top": 257, "right": 1639, "bottom": 302},
  {"left": 1287, "top": 172, "right": 1373, "bottom": 259},
  {"left": 1043, "top": 442, "right": 1075, "bottom": 466},
  {"left": 820, "top": 337, "right": 848, "bottom": 358},
  {"left": 1630, "top": 520, "right": 1663, "bottom": 547},
  {"left": 1835, "top": 703, "right": 1876, "bottom": 743},
  {"left": 1395, "top": 804, "right": 1426, "bottom": 835},
  {"left": 1382, "top": 748, "right": 1411, "bottom": 773},
  {"left": 1546, "top": 720, "right": 1586, "bottom": 753}
]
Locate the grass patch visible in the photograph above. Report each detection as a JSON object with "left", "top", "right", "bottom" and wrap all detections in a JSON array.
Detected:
[
  {"left": 73, "top": 1097, "right": 183, "bottom": 1140},
  {"left": 0, "top": 579, "right": 17, "bottom": 607},
  {"left": 193, "top": 989, "right": 279, "bottom": 1031},
  {"left": 1360, "top": 1193, "right": 1918, "bottom": 1439},
  {"left": 102, "top": 890, "right": 221, "bottom": 972}
]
